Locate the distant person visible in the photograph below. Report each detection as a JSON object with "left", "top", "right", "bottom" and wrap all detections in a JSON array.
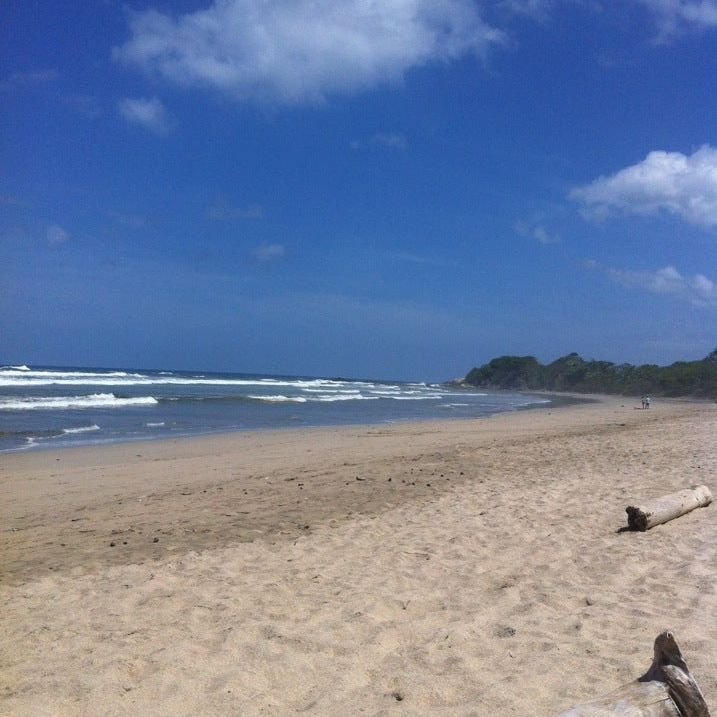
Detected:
[
  {"left": 645, "top": 396, "right": 651, "bottom": 409},
  {"left": 641, "top": 396, "right": 646, "bottom": 409}
]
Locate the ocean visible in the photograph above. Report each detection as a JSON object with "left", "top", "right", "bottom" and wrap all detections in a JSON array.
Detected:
[{"left": 0, "top": 364, "right": 552, "bottom": 452}]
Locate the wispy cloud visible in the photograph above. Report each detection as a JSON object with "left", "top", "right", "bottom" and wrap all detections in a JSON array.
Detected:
[
  {"left": 62, "top": 94, "right": 103, "bottom": 119},
  {"left": 514, "top": 220, "right": 560, "bottom": 244},
  {"left": 208, "top": 200, "right": 264, "bottom": 221},
  {"left": 570, "top": 145, "right": 717, "bottom": 229},
  {"left": 388, "top": 251, "right": 457, "bottom": 268},
  {"left": 494, "top": 0, "right": 556, "bottom": 21},
  {"left": 252, "top": 243, "right": 286, "bottom": 262},
  {"left": 46, "top": 224, "right": 69, "bottom": 245},
  {"left": 118, "top": 96, "right": 171, "bottom": 134},
  {"left": 350, "top": 132, "right": 408, "bottom": 151},
  {"left": 0, "top": 194, "right": 26, "bottom": 207},
  {"left": 114, "top": 0, "right": 504, "bottom": 105},
  {"left": 496, "top": 1, "right": 717, "bottom": 38},
  {"left": 637, "top": 0, "right": 717, "bottom": 37},
  {"left": 591, "top": 261, "right": 717, "bottom": 307},
  {"left": 2, "top": 68, "right": 58, "bottom": 88},
  {"left": 108, "top": 210, "right": 146, "bottom": 229}
]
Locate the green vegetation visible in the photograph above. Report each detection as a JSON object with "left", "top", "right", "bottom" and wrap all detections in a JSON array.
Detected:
[{"left": 463, "top": 349, "right": 717, "bottom": 398}]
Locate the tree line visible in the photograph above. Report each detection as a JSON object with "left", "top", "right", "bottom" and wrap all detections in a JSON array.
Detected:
[{"left": 463, "top": 349, "right": 717, "bottom": 398}]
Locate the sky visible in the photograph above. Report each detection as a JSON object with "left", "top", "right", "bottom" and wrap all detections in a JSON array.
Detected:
[{"left": 1, "top": 0, "right": 716, "bottom": 381}]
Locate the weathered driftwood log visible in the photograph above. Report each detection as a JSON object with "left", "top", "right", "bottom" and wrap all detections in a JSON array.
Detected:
[
  {"left": 626, "top": 485, "right": 712, "bottom": 531},
  {"left": 555, "top": 631, "right": 711, "bottom": 717}
]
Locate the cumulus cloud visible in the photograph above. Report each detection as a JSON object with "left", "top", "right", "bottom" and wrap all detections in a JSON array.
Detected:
[
  {"left": 117, "top": 96, "right": 171, "bottom": 134},
  {"left": 253, "top": 243, "right": 286, "bottom": 262},
  {"left": 209, "top": 200, "right": 264, "bottom": 221},
  {"left": 46, "top": 224, "right": 69, "bottom": 245},
  {"left": 605, "top": 264, "right": 717, "bottom": 306},
  {"left": 570, "top": 145, "right": 717, "bottom": 229},
  {"left": 114, "top": 0, "right": 504, "bottom": 105}
]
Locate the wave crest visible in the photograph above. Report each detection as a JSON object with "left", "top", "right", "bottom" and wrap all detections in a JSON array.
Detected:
[{"left": 0, "top": 393, "right": 159, "bottom": 410}]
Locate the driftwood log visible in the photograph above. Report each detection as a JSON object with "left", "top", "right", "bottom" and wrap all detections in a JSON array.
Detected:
[
  {"left": 555, "top": 631, "right": 711, "bottom": 717},
  {"left": 626, "top": 485, "right": 712, "bottom": 531}
]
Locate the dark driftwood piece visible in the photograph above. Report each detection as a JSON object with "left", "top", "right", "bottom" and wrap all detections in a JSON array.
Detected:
[
  {"left": 555, "top": 631, "right": 711, "bottom": 717},
  {"left": 626, "top": 485, "right": 712, "bottom": 531}
]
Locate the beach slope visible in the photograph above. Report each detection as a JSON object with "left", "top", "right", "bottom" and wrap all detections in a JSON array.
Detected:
[{"left": 1, "top": 397, "right": 715, "bottom": 716}]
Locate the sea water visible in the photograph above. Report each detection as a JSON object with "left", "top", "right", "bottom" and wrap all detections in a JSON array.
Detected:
[{"left": 0, "top": 364, "right": 551, "bottom": 452}]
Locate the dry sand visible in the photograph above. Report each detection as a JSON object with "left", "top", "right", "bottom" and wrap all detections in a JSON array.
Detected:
[{"left": 1, "top": 396, "right": 715, "bottom": 716}]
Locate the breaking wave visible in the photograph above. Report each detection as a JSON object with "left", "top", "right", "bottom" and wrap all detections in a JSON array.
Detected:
[
  {"left": 62, "top": 424, "right": 101, "bottom": 434},
  {"left": 0, "top": 393, "right": 159, "bottom": 410}
]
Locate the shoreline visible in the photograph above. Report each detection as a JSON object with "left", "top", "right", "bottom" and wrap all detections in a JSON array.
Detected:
[
  {"left": 0, "top": 389, "right": 592, "bottom": 456},
  {"left": 0, "top": 393, "right": 704, "bottom": 585},
  {"left": 2, "top": 394, "right": 714, "bottom": 715},
  {"left": 3, "top": 393, "right": 621, "bottom": 587}
]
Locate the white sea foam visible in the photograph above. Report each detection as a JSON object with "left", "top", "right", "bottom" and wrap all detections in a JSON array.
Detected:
[
  {"left": 62, "top": 424, "right": 101, "bottom": 434},
  {"left": 0, "top": 364, "right": 31, "bottom": 371},
  {"left": 0, "top": 371, "right": 358, "bottom": 388},
  {"left": 382, "top": 394, "right": 443, "bottom": 400},
  {"left": 248, "top": 395, "right": 308, "bottom": 403},
  {"left": 0, "top": 393, "right": 159, "bottom": 410},
  {"left": 301, "top": 388, "right": 362, "bottom": 394},
  {"left": 309, "top": 394, "right": 379, "bottom": 402},
  {"left": 145, "top": 421, "right": 166, "bottom": 427},
  {"left": 11, "top": 436, "right": 40, "bottom": 451}
]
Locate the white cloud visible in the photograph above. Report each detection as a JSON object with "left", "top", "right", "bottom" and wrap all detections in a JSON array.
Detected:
[
  {"left": 46, "top": 225, "right": 69, "bottom": 245},
  {"left": 371, "top": 132, "right": 408, "bottom": 149},
  {"left": 62, "top": 94, "right": 103, "bottom": 119},
  {"left": 108, "top": 210, "right": 146, "bottom": 229},
  {"left": 349, "top": 132, "right": 408, "bottom": 149},
  {"left": 389, "top": 251, "right": 457, "bottom": 267},
  {"left": 117, "top": 96, "right": 171, "bottom": 134},
  {"left": 253, "top": 243, "right": 286, "bottom": 261},
  {"left": 497, "top": 0, "right": 717, "bottom": 36},
  {"left": 637, "top": 0, "right": 717, "bottom": 35},
  {"left": 570, "top": 145, "right": 717, "bottom": 228},
  {"left": 2, "top": 68, "right": 58, "bottom": 87},
  {"left": 606, "top": 264, "right": 717, "bottom": 306},
  {"left": 496, "top": 0, "right": 555, "bottom": 20},
  {"left": 114, "top": 0, "right": 504, "bottom": 105},
  {"left": 351, "top": 132, "right": 408, "bottom": 150},
  {"left": 514, "top": 220, "right": 559, "bottom": 244},
  {"left": 209, "top": 201, "right": 264, "bottom": 221}
]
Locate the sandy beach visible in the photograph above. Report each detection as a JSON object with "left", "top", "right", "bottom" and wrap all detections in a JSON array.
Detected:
[{"left": 1, "top": 396, "right": 715, "bottom": 716}]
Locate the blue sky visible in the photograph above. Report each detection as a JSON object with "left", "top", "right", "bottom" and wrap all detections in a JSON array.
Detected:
[{"left": 1, "top": 0, "right": 716, "bottom": 380}]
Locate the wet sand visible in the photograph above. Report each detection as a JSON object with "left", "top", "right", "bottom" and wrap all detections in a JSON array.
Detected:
[{"left": 1, "top": 396, "right": 715, "bottom": 715}]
